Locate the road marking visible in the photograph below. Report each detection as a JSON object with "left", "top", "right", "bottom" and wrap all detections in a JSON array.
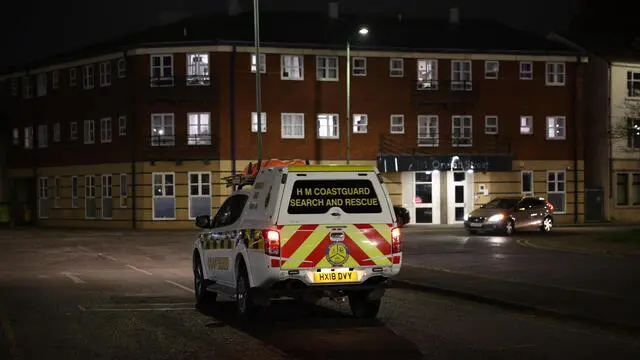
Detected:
[
  {"left": 97, "top": 253, "right": 117, "bottom": 262},
  {"left": 77, "top": 305, "right": 86, "bottom": 312},
  {"left": 77, "top": 245, "right": 92, "bottom": 252},
  {"left": 126, "top": 265, "right": 153, "bottom": 275},
  {"left": 60, "top": 272, "right": 85, "bottom": 284},
  {"left": 79, "top": 307, "right": 194, "bottom": 312},
  {"left": 165, "top": 280, "right": 195, "bottom": 293}
]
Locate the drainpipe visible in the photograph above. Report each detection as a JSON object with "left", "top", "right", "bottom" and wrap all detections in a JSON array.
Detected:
[
  {"left": 230, "top": 45, "right": 237, "bottom": 175},
  {"left": 126, "top": 50, "right": 137, "bottom": 229},
  {"left": 572, "top": 57, "right": 581, "bottom": 224},
  {"left": 606, "top": 61, "right": 613, "bottom": 221}
]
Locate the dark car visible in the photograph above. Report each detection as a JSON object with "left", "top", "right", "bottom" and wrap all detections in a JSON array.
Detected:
[
  {"left": 394, "top": 206, "right": 410, "bottom": 227},
  {"left": 463, "top": 196, "right": 555, "bottom": 236}
]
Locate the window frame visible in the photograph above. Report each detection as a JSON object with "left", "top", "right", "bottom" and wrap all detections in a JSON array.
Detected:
[
  {"left": 101, "top": 174, "right": 113, "bottom": 220},
  {"left": 84, "top": 120, "right": 95, "bottom": 144},
  {"left": 186, "top": 53, "right": 210, "bottom": 86},
  {"left": 251, "top": 53, "right": 266, "bottom": 73},
  {"left": 188, "top": 172, "right": 212, "bottom": 220},
  {"left": 547, "top": 170, "right": 567, "bottom": 214},
  {"left": 150, "top": 113, "right": 175, "bottom": 146},
  {"left": 521, "top": 170, "right": 534, "bottom": 195},
  {"left": 451, "top": 60, "right": 472, "bottom": 91},
  {"left": 389, "top": 58, "right": 404, "bottom": 77},
  {"left": 316, "top": 56, "right": 339, "bottom": 81},
  {"left": 117, "top": 58, "right": 127, "bottom": 78},
  {"left": 281, "top": 55, "right": 304, "bottom": 80},
  {"left": 451, "top": 115, "right": 473, "bottom": 147},
  {"left": 150, "top": 54, "right": 174, "bottom": 87},
  {"left": 316, "top": 113, "right": 340, "bottom": 139},
  {"left": 417, "top": 59, "right": 438, "bottom": 90},
  {"left": 390, "top": 114, "right": 405, "bottom": 134},
  {"left": 69, "top": 68, "right": 77, "bottom": 86},
  {"left": 519, "top": 61, "right": 533, "bottom": 80},
  {"left": 37, "top": 124, "right": 48, "bottom": 148},
  {"left": 118, "top": 116, "right": 127, "bottom": 136},
  {"left": 187, "top": 112, "right": 212, "bottom": 145},
  {"left": 484, "top": 115, "right": 499, "bottom": 135},
  {"left": 546, "top": 116, "right": 566, "bottom": 140},
  {"left": 417, "top": 115, "right": 439, "bottom": 147},
  {"left": 152, "top": 172, "right": 176, "bottom": 220},
  {"left": 71, "top": 176, "right": 78, "bottom": 208},
  {"left": 352, "top": 57, "right": 367, "bottom": 76},
  {"left": 85, "top": 175, "right": 97, "bottom": 219},
  {"left": 251, "top": 112, "right": 267, "bottom": 133},
  {"left": 53, "top": 123, "right": 61, "bottom": 142},
  {"left": 100, "top": 117, "right": 112, "bottom": 143},
  {"left": 281, "top": 113, "right": 305, "bottom": 139},
  {"left": 352, "top": 114, "right": 368, "bottom": 134},
  {"left": 83, "top": 65, "right": 95, "bottom": 89},
  {"left": 484, "top": 61, "right": 499, "bottom": 79},
  {"left": 99, "top": 61, "right": 112, "bottom": 87},
  {"left": 38, "top": 177, "right": 49, "bottom": 219},
  {"left": 520, "top": 115, "right": 533, "bottom": 135},
  {"left": 120, "top": 173, "right": 128, "bottom": 208},
  {"left": 545, "top": 62, "right": 566, "bottom": 86}
]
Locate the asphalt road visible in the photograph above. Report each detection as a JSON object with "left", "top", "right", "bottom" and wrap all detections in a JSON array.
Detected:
[{"left": 1, "top": 228, "right": 640, "bottom": 360}]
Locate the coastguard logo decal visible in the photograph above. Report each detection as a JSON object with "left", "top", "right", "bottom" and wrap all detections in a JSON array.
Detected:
[{"left": 325, "top": 242, "right": 349, "bottom": 266}]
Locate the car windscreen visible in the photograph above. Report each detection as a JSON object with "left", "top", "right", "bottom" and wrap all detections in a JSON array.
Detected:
[
  {"left": 287, "top": 179, "right": 382, "bottom": 214},
  {"left": 483, "top": 198, "right": 520, "bottom": 209}
]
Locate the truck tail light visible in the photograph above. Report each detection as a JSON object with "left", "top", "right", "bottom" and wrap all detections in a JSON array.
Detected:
[
  {"left": 263, "top": 229, "right": 280, "bottom": 256},
  {"left": 391, "top": 227, "right": 401, "bottom": 253}
]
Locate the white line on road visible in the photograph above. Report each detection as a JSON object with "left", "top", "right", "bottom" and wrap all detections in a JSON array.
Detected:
[
  {"left": 60, "top": 272, "right": 86, "bottom": 284},
  {"left": 165, "top": 280, "right": 195, "bottom": 294},
  {"left": 79, "top": 307, "right": 195, "bottom": 312},
  {"left": 97, "top": 253, "right": 118, "bottom": 262},
  {"left": 77, "top": 246, "right": 91, "bottom": 252},
  {"left": 126, "top": 264, "right": 153, "bottom": 275},
  {"left": 77, "top": 305, "right": 86, "bottom": 312}
]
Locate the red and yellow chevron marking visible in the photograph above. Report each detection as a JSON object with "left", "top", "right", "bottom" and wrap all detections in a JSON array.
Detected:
[{"left": 278, "top": 224, "right": 394, "bottom": 269}]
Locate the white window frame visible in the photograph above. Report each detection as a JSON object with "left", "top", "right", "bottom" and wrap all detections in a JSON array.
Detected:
[
  {"left": 520, "top": 61, "right": 533, "bottom": 80},
  {"left": 151, "top": 113, "right": 175, "bottom": 146},
  {"left": 251, "top": 53, "right": 266, "bottom": 73},
  {"left": 99, "top": 61, "right": 111, "bottom": 87},
  {"left": 251, "top": 112, "right": 267, "bottom": 133},
  {"left": 520, "top": 116, "right": 533, "bottom": 135},
  {"left": 54, "top": 177, "right": 61, "bottom": 208},
  {"left": 152, "top": 172, "right": 176, "bottom": 220},
  {"left": 390, "top": 115, "right": 405, "bottom": 134},
  {"left": 22, "top": 77, "right": 33, "bottom": 98},
  {"left": 186, "top": 53, "right": 210, "bottom": 86},
  {"left": 53, "top": 123, "right": 61, "bottom": 142},
  {"left": 38, "top": 177, "right": 48, "bottom": 219},
  {"left": 70, "top": 122, "right": 78, "bottom": 140},
  {"left": 187, "top": 112, "right": 212, "bottom": 145},
  {"left": 36, "top": 73, "right": 47, "bottom": 97},
  {"left": 316, "top": 56, "right": 339, "bottom": 81},
  {"left": 352, "top": 114, "right": 368, "bottom": 134},
  {"left": 150, "top": 55, "right": 174, "bottom": 87},
  {"left": 627, "top": 71, "right": 640, "bottom": 97},
  {"left": 101, "top": 174, "right": 113, "bottom": 220},
  {"left": 521, "top": 170, "right": 534, "bottom": 196},
  {"left": 188, "top": 172, "right": 212, "bottom": 220},
  {"left": 547, "top": 170, "right": 567, "bottom": 214},
  {"left": 119, "top": 173, "right": 128, "bottom": 208},
  {"left": 390, "top": 58, "right": 404, "bottom": 77},
  {"left": 316, "top": 113, "right": 339, "bottom": 139},
  {"left": 545, "top": 62, "right": 566, "bottom": 86},
  {"left": 84, "top": 120, "right": 95, "bottom": 144},
  {"left": 417, "top": 59, "right": 438, "bottom": 90},
  {"left": 452, "top": 115, "right": 472, "bottom": 147},
  {"left": 546, "top": 116, "right": 566, "bottom": 140},
  {"left": 281, "top": 113, "right": 305, "bottom": 139},
  {"left": 117, "top": 58, "right": 126, "bottom": 78},
  {"left": 24, "top": 126, "right": 33, "bottom": 149},
  {"left": 451, "top": 60, "right": 472, "bottom": 91},
  {"left": 118, "top": 116, "right": 127, "bottom": 136},
  {"left": 100, "top": 117, "right": 112, "bottom": 143},
  {"left": 51, "top": 71, "right": 59, "bottom": 89},
  {"left": 12, "top": 128, "right": 19, "bottom": 145},
  {"left": 417, "top": 115, "right": 439, "bottom": 147},
  {"left": 484, "top": 61, "right": 499, "bottom": 79},
  {"left": 71, "top": 176, "right": 78, "bottom": 208},
  {"left": 484, "top": 116, "right": 499, "bottom": 135},
  {"left": 281, "top": 55, "right": 304, "bottom": 80},
  {"left": 85, "top": 175, "right": 97, "bottom": 219},
  {"left": 69, "top": 68, "right": 77, "bottom": 86},
  {"left": 352, "top": 57, "right": 367, "bottom": 76},
  {"left": 37, "top": 124, "right": 48, "bottom": 148},
  {"left": 83, "top": 65, "right": 95, "bottom": 89}
]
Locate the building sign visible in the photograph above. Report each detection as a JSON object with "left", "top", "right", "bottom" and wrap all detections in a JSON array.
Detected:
[
  {"left": 287, "top": 179, "right": 382, "bottom": 214},
  {"left": 376, "top": 155, "right": 513, "bottom": 173}
]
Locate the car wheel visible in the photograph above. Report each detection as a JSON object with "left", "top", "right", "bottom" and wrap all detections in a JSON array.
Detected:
[
  {"left": 541, "top": 216, "right": 553, "bottom": 233},
  {"left": 194, "top": 255, "right": 216, "bottom": 309},
  {"left": 235, "top": 266, "right": 263, "bottom": 321},
  {"left": 504, "top": 220, "right": 515, "bottom": 236}
]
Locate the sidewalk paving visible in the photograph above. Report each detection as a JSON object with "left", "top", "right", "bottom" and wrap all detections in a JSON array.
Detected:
[
  {"left": 519, "top": 228, "right": 640, "bottom": 256},
  {"left": 393, "top": 265, "right": 640, "bottom": 334}
]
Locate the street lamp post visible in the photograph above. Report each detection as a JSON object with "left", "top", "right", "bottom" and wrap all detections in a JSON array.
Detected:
[
  {"left": 345, "top": 27, "right": 369, "bottom": 165},
  {"left": 253, "top": 0, "right": 263, "bottom": 170}
]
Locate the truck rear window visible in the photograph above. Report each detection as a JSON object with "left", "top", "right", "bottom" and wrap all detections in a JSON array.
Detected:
[{"left": 287, "top": 179, "right": 382, "bottom": 214}]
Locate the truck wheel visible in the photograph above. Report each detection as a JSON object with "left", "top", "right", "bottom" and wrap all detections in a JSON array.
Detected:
[
  {"left": 193, "top": 255, "right": 216, "bottom": 309},
  {"left": 235, "top": 266, "right": 264, "bottom": 321},
  {"left": 348, "top": 291, "right": 381, "bottom": 319}
]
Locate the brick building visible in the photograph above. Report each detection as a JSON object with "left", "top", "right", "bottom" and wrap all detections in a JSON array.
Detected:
[{"left": 0, "top": 9, "right": 586, "bottom": 229}]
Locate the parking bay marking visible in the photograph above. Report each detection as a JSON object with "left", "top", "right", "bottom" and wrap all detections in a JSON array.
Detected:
[{"left": 60, "top": 272, "right": 85, "bottom": 284}]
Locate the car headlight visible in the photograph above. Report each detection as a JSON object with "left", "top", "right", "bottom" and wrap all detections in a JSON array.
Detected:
[
  {"left": 463, "top": 213, "right": 469, "bottom": 221},
  {"left": 487, "top": 214, "right": 505, "bottom": 222}
]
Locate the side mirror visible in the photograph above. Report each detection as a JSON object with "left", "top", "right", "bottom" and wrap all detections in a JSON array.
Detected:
[{"left": 195, "top": 215, "right": 211, "bottom": 229}]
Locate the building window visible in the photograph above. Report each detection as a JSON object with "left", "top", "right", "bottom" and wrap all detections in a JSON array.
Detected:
[
  {"left": 390, "top": 58, "right": 404, "bottom": 77},
  {"left": 99, "top": 62, "right": 111, "bottom": 87},
  {"left": 521, "top": 170, "right": 534, "bottom": 195},
  {"left": 100, "top": 117, "right": 112, "bottom": 143},
  {"left": 281, "top": 113, "right": 305, "bottom": 139},
  {"left": 417, "top": 115, "right": 438, "bottom": 147},
  {"left": 38, "top": 177, "right": 49, "bottom": 219},
  {"left": 627, "top": 71, "right": 640, "bottom": 97},
  {"left": 150, "top": 55, "right": 174, "bottom": 87},
  {"left": 51, "top": 71, "right": 59, "bottom": 89},
  {"left": 151, "top": 113, "right": 175, "bottom": 146},
  {"left": 316, "top": 56, "right": 338, "bottom": 81},
  {"left": 71, "top": 176, "right": 78, "bottom": 208},
  {"left": 53, "top": 123, "right": 61, "bottom": 142},
  {"left": 451, "top": 60, "right": 472, "bottom": 91},
  {"left": 85, "top": 175, "right": 97, "bottom": 219},
  {"left": 352, "top": 57, "right": 367, "bottom": 76},
  {"left": 69, "top": 68, "right": 77, "bottom": 87},
  {"left": 317, "top": 114, "right": 339, "bottom": 139},
  {"left": 152, "top": 172, "right": 176, "bottom": 220},
  {"left": 484, "top": 61, "right": 499, "bottom": 79},
  {"left": 417, "top": 59, "right": 437, "bottom": 90},
  {"left": 84, "top": 120, "right": 95, "bottom": 144},
  {"left": 485, "top": 116, "right": 499, "bottom": 134},
  {"left": 187, "top": 112, "right": 211, "bottom": 145},
  {"left": 251, "top": 112, "right": 267, "bottom": 133},
  {"left": 520, "top": 61, "right": 533, "bottom": 80},
  {"left": 22, "top": 77, "right": 33, "bottom": 98},
  {"left": 37, "top": 124, "right": 48, "bottom": 148},
  {"left": 617, "top": 173, "right": 629, "bottom": 206},
  {"left": 36, "top": 74, "right": 47, "bottom": 97},
  {"left": 520, "top": 116, "right": 533, "bottom": 135},
  {"left": 54, "top": 177, "right": 61, "bottom": 208},
  {"left": 118, "top": 116, "right": 127, "bottom": 136},
  {"left": 627, "top": 119, "right": 640, "bottom": 148},
  {"left": 632, "top": 174, "right": 640, "bottom": 205},
  {"left": 83, "top": 65, "right": 95, "bottom": 89},
  {"left": 12, "top": 128, "right": 19, "bottom": 145},
  {"left": 10, "top": 78, "right": 18, "bottom": 95},
  {"left": 251, "top": 53, "right": 266, "bottom": 73},
  {"left": 547, "top": 171, "right": 566, "bottom": 213},
  {"left": 281, "top": 55, "right": 303, "bottom": 80},
  {"left": 70, "top": 122, "right": 78, "bottom": 140},
  {"left": 102, "top": 174, "right": 113, "bottom": 219},
  {"left": 352, "top": 114, "right": 368, "bottom": 134},
  {"left": 189, "top": 172, "right": 212, "bottom": 219},
  {"left": 545, "top": 62, "right": 565, "bottom": 86},
  {"left": 546, "top": 116, "right": 566, "bottom": 140},
  {"left": 390, "top": 115, "right": 404, "bottom": 134},
  {"left": 186, "top": 53, "right": 210, "bottom": 85},
  {"left": 24, "top": 127, "right": 33, "bottom": 149},
  {"left": 117, "top": 58, "right": 126, "bottom": 78},
  {"left": 452, "top": 115, "right": 472, "bottom": 147},
  {"left": 119, "top": 173, "right": 128, "bottom": 208}
]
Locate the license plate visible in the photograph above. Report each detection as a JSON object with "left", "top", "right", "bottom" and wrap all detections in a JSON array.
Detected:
[
  {"left": 470, "top": 223, "right": 482, "bottom": 227},
  {"left": 313, "top": 271, "right": 357, "bottom": 283}
]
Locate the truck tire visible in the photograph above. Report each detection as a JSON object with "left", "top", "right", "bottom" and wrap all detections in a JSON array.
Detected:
[
  {"left": 235, "top": 265, "right": 264, "bottom": 321},
  {"left": 193, "top": 254, "right": 216, "bottom": 310},
  {"left": 348, "top": 291, "right": 381, "bottom": 319}
]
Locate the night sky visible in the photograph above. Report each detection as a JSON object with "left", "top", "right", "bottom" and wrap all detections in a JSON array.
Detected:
[{"left": 0, "top": 0, "right": 583, "bottom": 70}]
